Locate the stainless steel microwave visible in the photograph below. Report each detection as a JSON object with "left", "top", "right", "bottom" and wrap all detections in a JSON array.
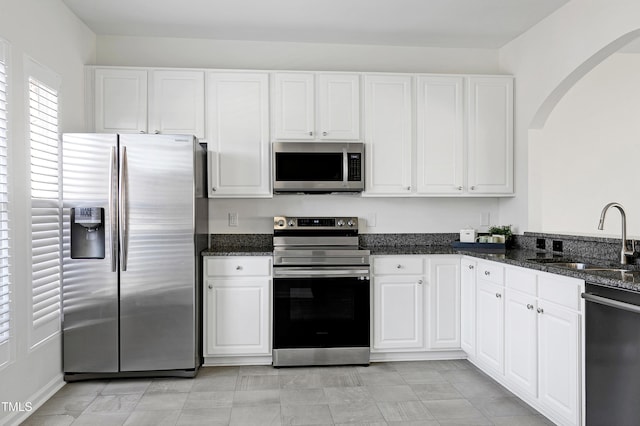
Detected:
[{"left": 273, "top": 142, "right": 364, "bottom": 194}]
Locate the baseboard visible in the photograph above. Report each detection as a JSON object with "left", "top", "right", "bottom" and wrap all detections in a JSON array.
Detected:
[
  {"left": 5, "top": 373, "right": 64, "bottom": 426},
  {"left": 369, "top": 350, "right": 466, "bottom": 363},
  {"left": 203, "top": 355, "right": 273, "bottom": 366}
]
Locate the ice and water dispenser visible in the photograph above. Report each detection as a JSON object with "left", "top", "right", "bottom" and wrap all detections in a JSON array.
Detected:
[{"left": 70, "top": 207, "right": 105, "bottom": 259}]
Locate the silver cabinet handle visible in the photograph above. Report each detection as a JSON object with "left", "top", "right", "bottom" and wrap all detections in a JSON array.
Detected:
[
  {"left": 208, "top": 284, "right": 213, "bottom": 289},
  {"left": 308, "top": 131, "right": 313, "bottom": 136},
  {"left": 119, "top": 146, "right": 129, "bottom": 271},
  {"left": 211, "top": 187, "right": 216, "bottom": 192},
  {"left": 457, "top": 186, "right": 463, "bottom": 190},
  {"left": 154, "top": 130, "right": 160, "bottom": 134},
  {"left": 417, "top": 279, "right": 423, "bottom": 285},
  {"left": 484, "top": 271, "right": 490, "bottom": 276},
  {"left": 537, "top": 308, "right": 544, "bottom": 314},
  {"left": 396, "top": 264, "right": 402, "bottom": 269},
  {"left": 470, "top": 186, "right": 476, "bottom": 190},
  {"left": 468, "top": 265, "right": 474, "bottom": 270},
  {"left": 527, "top": 304, "right": 534, "bottom": 310},
  {"left": 139, "top": 130, "right": 146, "bottom": 134},
  {"left": 236, "top": 265, "right": 243, "bottom": 270},
  {"left": 406, "top": 186, "right": 411, "bottom": 190},
  {"left": 495, "top": 293, "right": 502, "bottom": 298},
  {"left": 322, "top": 131, "right": 327, "bottom": 136}
]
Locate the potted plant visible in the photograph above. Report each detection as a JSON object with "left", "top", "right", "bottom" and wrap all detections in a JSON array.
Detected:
[{"left": 488, "top": 225, "right": 514, "bottom": 248}]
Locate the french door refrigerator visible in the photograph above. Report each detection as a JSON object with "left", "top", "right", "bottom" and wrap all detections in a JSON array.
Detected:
[{"left": 61, "top": 133, "right": 208, "bottom": 381}]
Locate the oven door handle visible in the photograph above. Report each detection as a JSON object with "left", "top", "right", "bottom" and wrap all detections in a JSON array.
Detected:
[{"left": 274, "top": 268, "right": 370, "bottom": 279}]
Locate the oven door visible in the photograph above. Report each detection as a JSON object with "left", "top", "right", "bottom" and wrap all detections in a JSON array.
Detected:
[{"left": 273, "top": 267, "right": 370, "bottom": 350}]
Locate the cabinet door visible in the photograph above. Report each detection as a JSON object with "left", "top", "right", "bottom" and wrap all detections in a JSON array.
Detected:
[
  {"left": 504, "top": 289, "right": 538, "bottom": 398},
  {"left": 416, "top": 76, "right": 465, "bottom": 194},
  {"left": 467, "top": 76, "right": 513, "bottom": 194},
  {"left": 538, "top": 303, "right": 580, "bottom": 426},
  {"left": 317, "top": 73, "right": 360, "bottom": 140},
  {"left": 460, "top": 257, "right": 477, "bottom": 357},
  {"left": 428, "top": 256, "right": 461, "bottom": 349},
  {"left": 476, "top": 279, "right": 504, "bottom": 374},
  {"left": 204, "top": 278, "right": 271, "bottom": 356},
  {"left": 373, "top": 275, "right": 425, "bottom": 351},
  {"left": 207, "top": 72, "right": 271, "bottom": 197},
  {"left": 95, "top": 69, "right": 147, "bottom": 133},
  {"left": 272, "top": 73, "right": 315, "bottom": 140},
  {"left": 363, "top": 75, "right": 412, "bottom": 195},
  {"left": 149, "top": 70, "right": 205, "bottom": 138}
]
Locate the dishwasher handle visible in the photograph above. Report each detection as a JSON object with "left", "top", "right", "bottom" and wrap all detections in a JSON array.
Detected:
[{"left": 582, "top": 292, "right": 640, "bottom": 315}]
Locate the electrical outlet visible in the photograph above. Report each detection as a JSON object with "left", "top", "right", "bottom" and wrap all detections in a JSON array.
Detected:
[
  {"left": 228, "top": 212, "right": 238, "bottom": 227},
  {"left": 367, "top": 213, "right": 377, "bottom": 227},
  {"left": 481, "top": 212, "right": 491, "bottom": 227},
  {"left": 552, "top": 240, "right": 563, "bottom": 252},
  {"left": 536, "top": 238, "right": 546, "bottom": 250}
]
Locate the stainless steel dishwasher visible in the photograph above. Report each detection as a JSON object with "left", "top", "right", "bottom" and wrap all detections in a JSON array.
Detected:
[{"left": 583, "top": 283, "right": 640, "bottom": 425}]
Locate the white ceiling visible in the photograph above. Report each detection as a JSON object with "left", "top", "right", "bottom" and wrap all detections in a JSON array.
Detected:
[{"left": 62, "top": 0, "right": 570, "bottom": 49}]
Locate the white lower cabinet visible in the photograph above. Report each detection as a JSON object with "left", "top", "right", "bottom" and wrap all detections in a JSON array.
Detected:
[
  {"left": 475, "top": 277, "right": 505, "bottom": 375},
  {"left": 372, "top": 256, "right": 426, "bottom": 351},
  {"left": 203, "top": 256, "right": 272, "bottom": 363},
  {"left": 460, "top": 257, "right": 477, "bottom": 356},
  {"left": 463, "top": 259, "right": 584, "bottom": 426},
  {"left": 372, "top": 255, "right": 461, "bottom": 355}
]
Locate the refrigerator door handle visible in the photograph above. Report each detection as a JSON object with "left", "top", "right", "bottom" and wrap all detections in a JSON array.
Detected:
[
  {"left": 119, "top": 146, "right": 128, "bottom": 271},
  {"left": 109, "top": 146, "right": 118, "bottom": 272}
]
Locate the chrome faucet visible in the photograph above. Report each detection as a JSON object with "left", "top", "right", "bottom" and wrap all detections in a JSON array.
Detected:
[{"left": 598, "top": 202, "right": 635, "bottom": 264}]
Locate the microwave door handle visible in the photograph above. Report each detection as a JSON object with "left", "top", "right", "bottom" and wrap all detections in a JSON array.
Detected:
[{"left": 343, "top": 147, "right": 348, "bottom": 187}]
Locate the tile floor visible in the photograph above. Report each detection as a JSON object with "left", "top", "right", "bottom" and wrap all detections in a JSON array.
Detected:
[{"left": 21, "top": 360, "right": 555, "bottom": 425}]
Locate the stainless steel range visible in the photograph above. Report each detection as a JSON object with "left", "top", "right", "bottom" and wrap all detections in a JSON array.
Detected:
[{"left": 272, "top": 216, "right": 370, "bottom": 367}]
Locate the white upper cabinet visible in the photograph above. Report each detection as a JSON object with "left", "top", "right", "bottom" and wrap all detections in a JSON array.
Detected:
[
  {"left": 272, "top": 72, "right": 360, "bottom": 141},
  {"left": 149, "top": 70, "right": 205, "bottom": 138},
  {"left": 416, "top": 75, "right": 513, "bottom": 196},
  {"left": 93, "top": 68, "right": 205, "bottom": 138},
  {"left": 94, "top": 68, "right": 148, "bottom": 134},
  {"left": 207, "top": 72, "right": 271, "bottom": 198},
  {"left": 363, "top": 75, "right": 413, "bottom": 195},
  {"left": 467, "top": 76, "right": 514, "bottom": 194},
  {"left": 416, "top": 76, "right": 465, "bottom": 194},
  {"left": 317, "top": 74, "right": 360, "bottom": 140}
]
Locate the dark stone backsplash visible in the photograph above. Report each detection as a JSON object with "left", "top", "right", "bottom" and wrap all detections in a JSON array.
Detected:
[{"left": 208, "top": 231, "right": 640, "bottom": 266}]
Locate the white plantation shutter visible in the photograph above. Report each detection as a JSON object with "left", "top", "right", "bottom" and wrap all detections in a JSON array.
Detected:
[
  {"left": 0, "top": 40, "right": 10, "bottom": 364},
  {"left": 27, "top": 58, "right": 61, "bottom": 347}
]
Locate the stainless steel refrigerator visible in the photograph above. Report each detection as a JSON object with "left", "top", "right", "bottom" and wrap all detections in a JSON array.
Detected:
[{"left": 61, "top": 133, "right": 208, "bottom": 381}]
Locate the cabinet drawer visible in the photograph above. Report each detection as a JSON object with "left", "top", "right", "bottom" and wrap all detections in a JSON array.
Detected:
[
  {"left": 476, "top": 261, "right": 504, "bottom": 285},
  {"left": 205, "top": 256, "right": 272, "bottom": 277},
  {"left": 538, "top": 272, "right": 583, "bottom": 311},
  {"left": 505, "top": 266, "right": 537, "bottom": 295},
  {"left": 373, "top": 256, "right": 425, "bottom": 275}
]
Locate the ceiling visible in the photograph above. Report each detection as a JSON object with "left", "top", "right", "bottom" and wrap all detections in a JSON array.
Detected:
[{"left": 62, "top": 0, "right": 570, "bottom": 49}]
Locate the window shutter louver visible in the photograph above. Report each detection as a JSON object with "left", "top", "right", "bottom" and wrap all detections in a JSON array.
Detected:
[
  {"left": 0, "top": 41, "right": 10, "bottom": 364},
  {"left": 28, "top": 69, "right": 61, "bottom": 346}
]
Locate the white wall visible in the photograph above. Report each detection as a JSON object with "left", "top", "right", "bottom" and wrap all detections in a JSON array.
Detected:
[
  {"left": 96, "top": 35, "right": 501, "bottom": 74},
  {"left": 211, "top": 196, "right": 500, "bottom": 234},
  {"left": 0, "top": 0, "right": 95, "bottom": 424},
  {"left": 531, "top": 52, "right": 640, "bottom": 238},
  {"left": 498, "top": 0, "right": 640, "bottom": 235},
  {"left": 96, "top": 35, "right": 506, "bottom": 235}
]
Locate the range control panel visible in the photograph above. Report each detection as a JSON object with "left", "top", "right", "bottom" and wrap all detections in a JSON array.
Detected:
[{"left": 274, "top": 216, "right": 359, "bottom": 231}]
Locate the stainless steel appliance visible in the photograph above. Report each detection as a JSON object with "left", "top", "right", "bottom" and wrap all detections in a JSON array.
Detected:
[
  {"left": 272, "top": 216, "right": 370, "bottom": 367},
  {"left": 583, "top": 283, "right": 640, "bottom": 425},
  {"left": 62, "top": 133, "right": 208, "bottom": 381},
  {"left": 272, "top": 142, "right": 364, "bottom": 193}
]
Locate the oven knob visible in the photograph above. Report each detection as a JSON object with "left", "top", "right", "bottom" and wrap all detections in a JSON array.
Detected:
[
  {"left": 288, "top": 220, "right": 295, "bottom": 227},
  {"left": 337, "top": 219, "right": 345, "bottom": 227},
  {"left": 277, "top": 219, "right": 285, "bottom": 227},
  {"left": 347, "top": 220, "right": 355, "bottom": 227}
]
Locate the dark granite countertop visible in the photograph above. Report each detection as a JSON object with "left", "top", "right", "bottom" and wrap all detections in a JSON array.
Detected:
[{"left": 202, "top": 243, "right": 640, "bottom": 292}]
